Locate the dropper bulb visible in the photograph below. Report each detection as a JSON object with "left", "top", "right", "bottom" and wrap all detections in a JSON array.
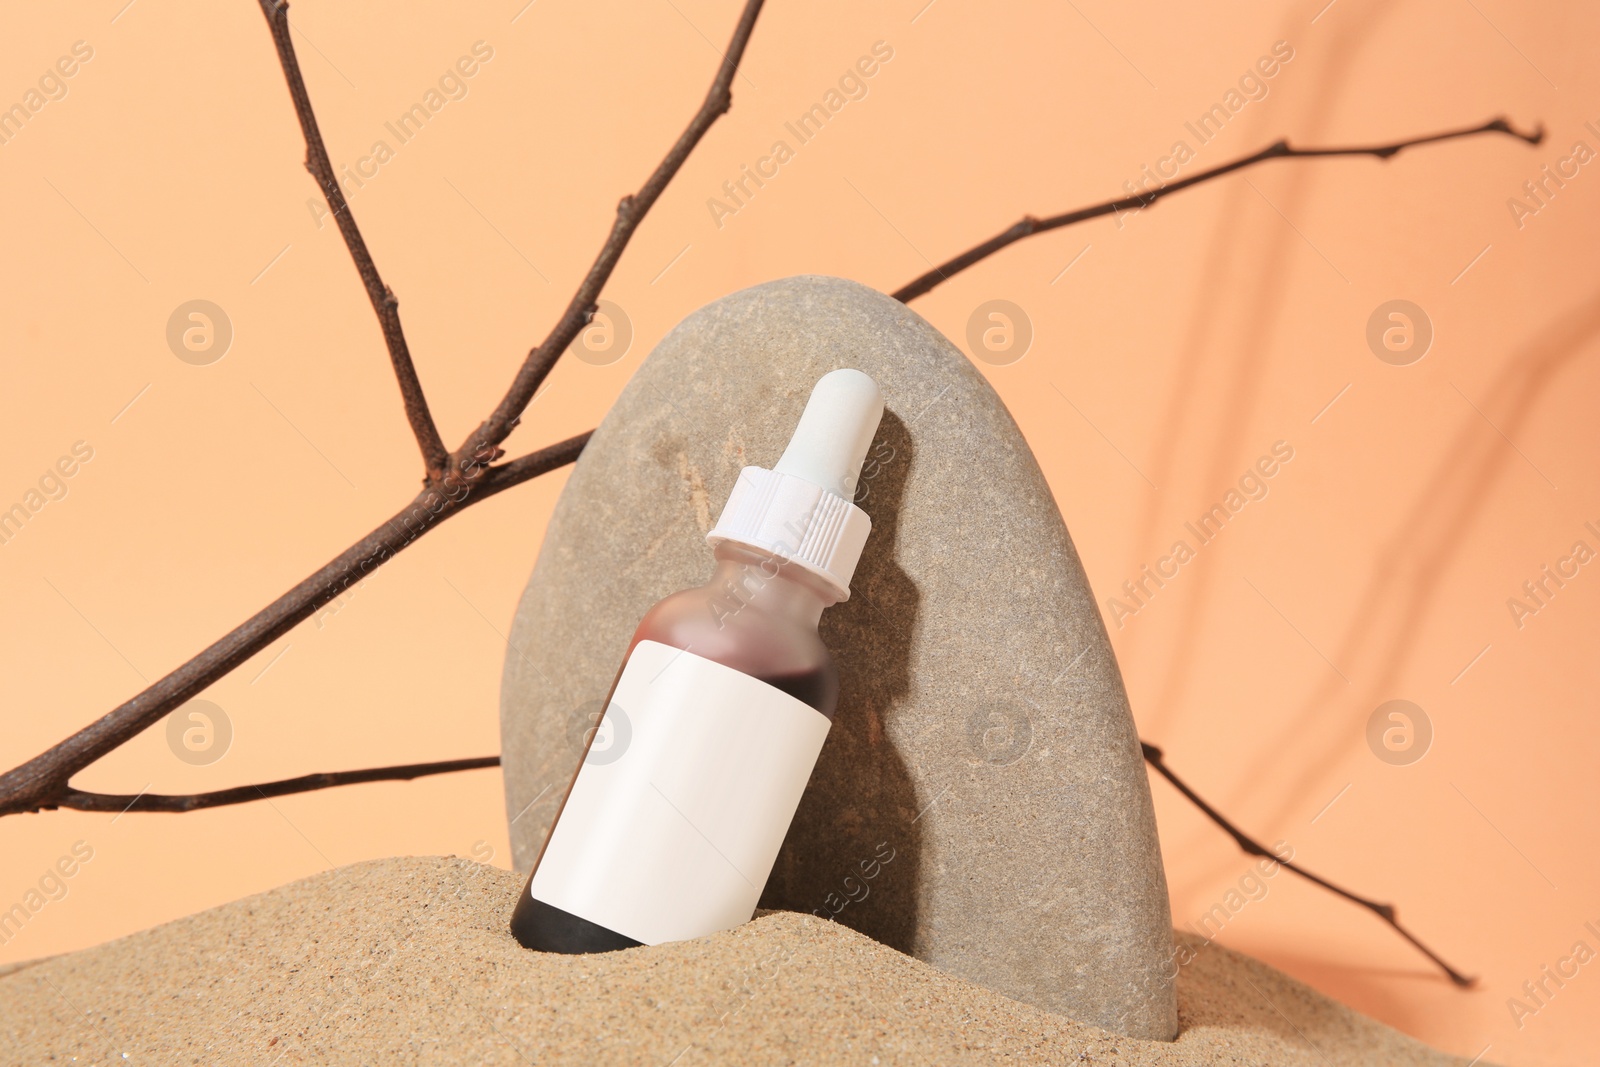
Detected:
[{"left": 773, "top": 369, "right": 885, "bottom": 500}]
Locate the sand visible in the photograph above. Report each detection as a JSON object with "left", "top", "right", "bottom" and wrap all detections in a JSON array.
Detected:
[{"left": 0, "top": 856, "right": 1485, "bottom": 1066}]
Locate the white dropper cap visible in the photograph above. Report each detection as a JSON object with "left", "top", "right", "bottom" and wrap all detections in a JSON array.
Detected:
[
  {"left": 774, "top": 369, "right": 885, "bottom": 500},
  {"left": 706, "top": 370, "right": 885, "bottom": 601}
]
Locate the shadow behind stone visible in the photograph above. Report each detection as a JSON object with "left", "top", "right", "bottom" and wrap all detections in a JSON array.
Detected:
[{"left": 759, "top": 408, "right": 922, "bottom": 955}]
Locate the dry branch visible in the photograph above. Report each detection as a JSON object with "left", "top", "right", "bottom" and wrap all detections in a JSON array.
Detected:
[
  {"left": 0, "top": 431, "right": 588, "bottom": 818},
  {"left": 53, "top": 757, "right": 500, "bottom": 814},
  {"left": 458, "top": 0, "right": 768, "bottom": 465},
  {"left": 1142, "top": 742, "right": 1474, "bottom": 987},
  {"left": 261, "top": 0, "right": 447, "bottom": 476},
  {"left": 0, "top": 0, "right": 765, "bottom": 818},
  {"left": 891, "top": 117, "right": 1542, "bottom": 304}
]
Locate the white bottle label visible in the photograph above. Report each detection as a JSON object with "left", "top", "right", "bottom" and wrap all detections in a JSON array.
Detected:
[{"left": 528, "top": 639, "right": 831, "bottom": 946}]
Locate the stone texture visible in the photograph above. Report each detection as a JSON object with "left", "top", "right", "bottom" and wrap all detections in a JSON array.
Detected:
[{"left": 500, "top": 275, "right": 1177, "bottom": 1039}]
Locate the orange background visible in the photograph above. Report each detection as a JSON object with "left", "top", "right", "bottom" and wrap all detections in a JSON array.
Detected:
[{"left": 1, "top": 2, "right": 1595, "bottom": 1064}]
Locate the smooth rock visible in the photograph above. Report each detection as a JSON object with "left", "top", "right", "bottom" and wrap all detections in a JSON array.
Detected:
[{"left": 500, "top": 275, "right": 1177, "bottom": 1039}]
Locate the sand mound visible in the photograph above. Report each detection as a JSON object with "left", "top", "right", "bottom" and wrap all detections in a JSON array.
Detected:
[{"left": 0, "top": 857, "right": 1480, "bottom": 1065}]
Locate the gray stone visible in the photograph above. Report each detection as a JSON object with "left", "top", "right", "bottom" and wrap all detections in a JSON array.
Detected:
[{"left": 500, "top": 275, "right": 1177, "bottom": 1039}]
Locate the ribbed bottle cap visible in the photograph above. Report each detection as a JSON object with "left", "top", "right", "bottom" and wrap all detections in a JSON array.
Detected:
[{"left": 706, "top": 370, "right": 884, "bottom": 600}]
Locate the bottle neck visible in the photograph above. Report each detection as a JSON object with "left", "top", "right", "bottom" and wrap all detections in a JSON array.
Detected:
[{"left": 708, "top": 542, "right": 839, "bottom": 629}]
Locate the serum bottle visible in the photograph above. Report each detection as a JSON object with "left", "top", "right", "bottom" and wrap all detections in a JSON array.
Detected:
[{"left": 511, "top": 369, "right": 885, "bottom": 953}]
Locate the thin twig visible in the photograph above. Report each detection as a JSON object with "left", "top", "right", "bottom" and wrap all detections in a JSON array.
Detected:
[
  {"left": 1142, "top": 742, "right": 1476, "bottom": 987},
  {"left": 892, "top": 117, "right": 1543, "bottom": 303},
  {"left": 258, "top": 0, "right": 449, "bottom": 477},
  {"left": 459, "top": 0, "right": 767, "bottom": 463},
  {"left": 481, "top": 435, "right": 592, "bottom": 491},
  {"left": 0, "top": 432, "right": 588, "bottom": 818},
  {"left": 53, "top": 757, "right": 500, "bottom": 813}
]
